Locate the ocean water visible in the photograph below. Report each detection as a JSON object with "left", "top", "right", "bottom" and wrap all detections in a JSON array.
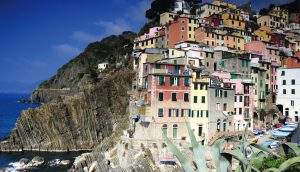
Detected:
[{"left": 0, "top": 93, "right": 84, "bottom": 171}]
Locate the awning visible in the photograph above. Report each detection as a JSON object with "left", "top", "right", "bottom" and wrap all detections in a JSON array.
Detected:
[
  {"left": 272, "top": 131, "right": 291, "bottom": 137},
  {"left": 279, "top": 127, "right": 295, "bottom": 132}
]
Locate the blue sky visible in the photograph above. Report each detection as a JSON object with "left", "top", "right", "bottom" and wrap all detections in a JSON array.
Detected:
[{"left": 0, "top": 0, "right": 293, "bottom": 92}]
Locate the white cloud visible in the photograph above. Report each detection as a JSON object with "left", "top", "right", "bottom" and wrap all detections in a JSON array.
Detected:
[
  {"left": 126, "top": 0, "right": 151, "bottom": 22},
  {"left": 53, "top": 44, "right": 80, "bottom": 57},
  {"left": 95, "top": 19, "right": 131, "bottom": 36},
  {"left": 71, "top": 31, "right": 99, "bottom": 43}
]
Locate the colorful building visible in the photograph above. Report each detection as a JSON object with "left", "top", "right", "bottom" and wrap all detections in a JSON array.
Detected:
[
  {"left": 195, "top": 27, "right": 245, "bottom": 50},
  {"left": 220, "top": 9, "right": 245, "bottom": 30},
  {"left": 257, "top": 7, "right": 289, "bottom": 29},
  {"left": 196, "top": 3, "right": 225, "bottom": 18},
  {"left": 142, "top": 63, "right": 192, "bottom": 139},
  {"left": 166, "top": 17, "right": 198, "bottom": 48}
]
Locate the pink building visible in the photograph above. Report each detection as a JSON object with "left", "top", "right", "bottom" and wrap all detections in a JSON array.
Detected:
[
  {"left": 211, "top": 71, "right": 254, "bottom": 131},
  {"left": 135, "top": 26, "right": 164, "bottom": 41},
  {"left": 143, "top": 63, "right": 192, "bottom": 139},
  {"left": 245, "top": 41, "right": 280, "bottom": 93}
]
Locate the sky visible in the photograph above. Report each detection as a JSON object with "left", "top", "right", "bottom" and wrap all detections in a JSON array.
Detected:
[{"left": 0, "top": 0, "right": 294, "bottom": 92}]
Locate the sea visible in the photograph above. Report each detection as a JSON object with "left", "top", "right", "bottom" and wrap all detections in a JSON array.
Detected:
[{"left": 0, "top": 93, "right": 84, "bottom": 171}]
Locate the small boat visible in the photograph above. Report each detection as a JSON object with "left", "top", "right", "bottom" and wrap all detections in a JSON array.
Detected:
[{"left": 270, "top": 141, "right": 281, "bottom": 149}]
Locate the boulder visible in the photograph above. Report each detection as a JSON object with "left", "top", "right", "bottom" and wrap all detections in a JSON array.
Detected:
[
  {"left": 19, "top": 158, "right": 30, "bottom": 165},
  {"left": 31, "top": 156, "right": 44, "bottom": 166}
]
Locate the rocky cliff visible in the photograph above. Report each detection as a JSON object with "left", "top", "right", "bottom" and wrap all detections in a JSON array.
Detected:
[
  {"left": 0, "top": 69, "right": 134, "bottom": 151},
  {"left": 0, "top": 31, "right": 136, "bottom": 152}
]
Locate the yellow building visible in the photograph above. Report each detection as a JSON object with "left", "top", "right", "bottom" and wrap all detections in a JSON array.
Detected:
[
  {"left": 196, "top": 3, "right": 225, "bottom": 18},
  {"left": 160, "top": 12, "right": 195, "bottom": 25},
  {"left": 269, "top": 7, "right": 288, "bottom": 21},
  {"left": 257, "top": 7, "right": 288, "bottom": 29},
  {"left": 211, "top": 0, "right": 237, "bottom": 9},
  {"left": 220, "top": 11, "right": 245, "bottom": 29},
  {"left": 254, "top": 26, "right": 272, "bottom": 42},
  {"left": 190, "top": 70, "right": 210, "bottom": 144}
]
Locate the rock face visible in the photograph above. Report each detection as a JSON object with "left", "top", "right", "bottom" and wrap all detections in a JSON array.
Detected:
[{"left": 0, "top": 69, "right": 134, "bottom": 151}]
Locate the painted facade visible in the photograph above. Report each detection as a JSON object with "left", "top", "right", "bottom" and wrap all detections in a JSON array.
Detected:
[
  {"left": 143, "top": 63, "right": 192, "bottom": 139},
  {"left": 166, "top": 17, "right": 198, "bottom": 48}
]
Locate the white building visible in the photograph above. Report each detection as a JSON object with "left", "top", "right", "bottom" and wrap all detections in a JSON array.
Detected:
[
  {"left": 277, "top": 68, "right": 300, "bottom": 122},
  {"left": 171, "top": 0, "right": 190, "bottom": 14},
  {"left": 98, "top": 62, "right": 109, "bottom": 72}
]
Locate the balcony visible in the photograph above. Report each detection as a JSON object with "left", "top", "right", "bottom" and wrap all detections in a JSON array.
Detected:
[
  {"left": 148, "top": 68, "right": 192, "bottom": 76},
  {"left": 193, "top": 77, "right": 209, "bottom": 83}
]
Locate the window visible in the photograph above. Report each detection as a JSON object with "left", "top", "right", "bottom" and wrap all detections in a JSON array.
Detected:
[
  {"left": 206, "top": 111, "right": 209, "bottom": 117},
  {"left": 181, "top": 27, "right": 185, "bottom": 31},
  {"left": 234, "top": 96, "right": 237, "bottom": 102},
  {"left": 194, "top": 96, "right": 198, "bottom": 103},
  {"left": 198, "top": 125, "right": 203, "bottom": 136},
  {"left": 184, "top": 77, "right": 189, "bottom": 86},
  {"left": 172, "top": 93, "right": 177, "bottom": 101},
  {"left": 234, "top": 108, "right": 236, "bottom": 115},
  {"left": 162, "top": 124, "right": 167, "bottom": 136},
  {"left": 291, "top": 100, "right": 294, "bottom": 107},
  {"left": 201, "top": 110, "right": 203, "bottom": 117},
  {"left": 281, "top": 71, "right": 285, "bottom": 76},
  {"left": 196, "top": 72, "right": 200, "bottom": 79},
  {"left": 283, "top": 89, "right": 286, "bottom": 94},
  {"left": 194, "top": 83, "right": 198, "bottom": 90},
  {"left": 223, "top": 103, "right": 227, "bottom": 111},
  {"left": 283, "top": 80, "right": 286, "bottom": 85},
  {"left": 224, "top": 91, "right": 227, "bottom": 97},
  {"left": 292, "top": 79, "right": 295, "bottom": 85},
  {"left": 159, "top": 76, "right": 165, "bottom": 85},
  {"left": 292, "top": 89, "right": 295, "bottom": 94},
  {"left": 158, "top": 108, "right": 164, "bottom": 117},
  {"left": 201, "top": 96, "right": 205, "bottom": 103},
  {"left": 239, "top": 108, "right": 242, "bottom": 115},
  {"left": 216, "top": 103, "right": 220, "bottom": 111},
  {"left": 158, "top": 92, "right": 164, "bottom": 101},
  {"left": 239, "top": 96, "right": 243, "bottom": 102},
  {"left": 184, "top": 93, "right": 189, "bottom": 102},
  {"left": 189, "top": 26, "right": 192, "bottom": 31},
  {"left": 242, "top": 60, "right": 245, "bottom": 67}
]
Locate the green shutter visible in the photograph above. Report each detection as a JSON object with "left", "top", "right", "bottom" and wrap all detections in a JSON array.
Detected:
[
  {"left": 184, "top": 77, "right": 189, "bottom": 86},
  {"left": 176, "top": 109, "right": 179, "bottom": 117},
  {"left": 170, "top": 76, "right": 174, "bottom": 85},
  {"left": 177, "top": 77, "right": 180, "bottom": 86},
  {"left": 181, "top": 109, "right": 184, "bottom": 117},
  {"left": 224, "top": 91, "right": 227, "bottom": 97},
  {"left": 159, "top": 76, "right": 164, "bottom": 85},
  {"left": 169, "top": 109, "right": 172, "bottom": 117}
]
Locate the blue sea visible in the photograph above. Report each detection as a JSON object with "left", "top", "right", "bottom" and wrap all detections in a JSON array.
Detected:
[{"left": 0, "top": 93, "right": 84, "bottom": 171}]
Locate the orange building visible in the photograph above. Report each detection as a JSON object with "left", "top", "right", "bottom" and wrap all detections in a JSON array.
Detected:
[
  {"left": 195, "top": 27, "right": 245, "bottom": 50},
  {"left": 166, "top": 17, "right": 197, "bottom": 48},
  {"left": 282, "top": 56, "right": 300, "bottom": 68}
]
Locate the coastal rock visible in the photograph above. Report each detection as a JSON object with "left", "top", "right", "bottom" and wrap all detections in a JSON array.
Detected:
[
  {"left": 19, "top": 158, "right": 30, "bottom": 165},
  {"left": 31, "top": 156, "right": 44, "bottom": 166},
  {"left": 0, "top": 69, "right": 134, "bottom": 152}
]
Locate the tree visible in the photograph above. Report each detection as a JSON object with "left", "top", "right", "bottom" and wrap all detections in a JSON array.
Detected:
[
  {"left": 259, "top": 8, "right": 269, "bottom": 15},
  {"left": 145, "top": 0, "right": 173, "bottom": 22}
]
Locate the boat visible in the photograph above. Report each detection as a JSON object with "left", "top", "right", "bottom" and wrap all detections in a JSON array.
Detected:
[{"left": 270, "top": 141, "right": 281, "bottom": 149}]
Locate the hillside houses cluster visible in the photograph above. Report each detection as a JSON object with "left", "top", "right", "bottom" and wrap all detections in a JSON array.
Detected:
[{"left": 131, "top": 0, "right": 300, "bottom": 145}]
